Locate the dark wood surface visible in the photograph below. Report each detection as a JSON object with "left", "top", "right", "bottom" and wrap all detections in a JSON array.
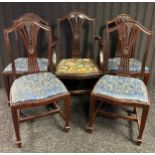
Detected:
[
  {"left": 103, "top": 15, "right": 153, "bottom": 84},
  {"left": 54, "top": 11, "right": 103, "bottom": 94},
  {"left": 86, "top": 17, "right": 152, "bottom": 145},
  {"left": 3, "top": 13, "right": 71, "bottom": 148},
  {"left": 2, "top": 13, "right": 53, "bottom": 102}
]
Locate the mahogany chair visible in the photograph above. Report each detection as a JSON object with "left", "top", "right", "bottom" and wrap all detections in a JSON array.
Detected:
[
  {"left": 53, "top": 11, "right": 103, "bottom": 94},
  {"left": 86, "top": 21, "right": 152, "bottom": 145},
  {"left": 3, "top": 17, "right": 70, "bottom": 148},
  {"left": 98, "top": 14, "right": 151, "bottom": 85},
  {"left": 2, "top": 13, "right": 51, "bottom": 105}
]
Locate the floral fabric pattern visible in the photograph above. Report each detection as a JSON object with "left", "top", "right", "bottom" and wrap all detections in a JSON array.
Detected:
[
  {"left": 10, "top": 72, "right": 68, "bottom": 104},
  {"left": 93, "top": 75, "right": 149, "bottom": 103},
  {"left": 4, "top": 58, "right": 48, "bottom": 72},
  {"left": 108, "top": 58, "right": 149, "bottom": 72},
  {"left": 55, "top": 58, "right": 101, "bottom": 75}
]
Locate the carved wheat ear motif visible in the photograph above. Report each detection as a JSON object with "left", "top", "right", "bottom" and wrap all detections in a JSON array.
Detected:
[
  {"left": 17, "top": 21, "right": 40, "bottom": 72},
  {"left": 126, "top": 22, "right": 134, "bottom": 45},
  {"left": 68, "top": 14, "right": 85, "bottom": 39},
  {"left": 111, "top": 16, "right": 135, "bottom": 57},
  {"left": 67, "top": 13, "right": 85, "bottom": 57},
  {"left": 58, "top": 11, "right": 95, "bottom": 58},
  {"left": 117, "top": 22, "right": 140, "bottom": 74},
  {"left": 119, "top": 15, "right": 131, "bottom": 23}
]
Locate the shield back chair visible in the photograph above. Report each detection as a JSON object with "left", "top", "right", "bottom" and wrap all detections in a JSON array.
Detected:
[
  {"left": 54, "top": 11, "right": 103, "bottom": 94},
  {"left": 105, "top": 14, "right": 136, "bottom": 58},
  {"left": 99, "top": 14, "right": 151, "bottom": 85},
  {"left": 86, "top": 21, "right": 152, "bottom": 145},
  {"left": 4, "top": 18, "right": 70, "bottom": 148},
  {"left": 2, "top": 13, "right": 50, "bottom": 105},
  {"left": 97, "top": 14, "right": 136, "bottom": 62}
]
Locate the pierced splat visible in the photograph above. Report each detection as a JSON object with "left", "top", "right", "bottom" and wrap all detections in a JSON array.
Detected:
[
  {"left": 58, "top": 11, "right": 95, "bottom": 57},
  {"left": 67, "top": 13, "right": 85, "bottom": 57},
  {"left": 13, "top": 13, "right": 49, "bottom": 58},
  {"left": 107, "top": 14, "right": 136, "bottom": 58},
  {"left": 117, "top": 22, "right": 140, "bottom": 73},
  {"left": 67, "top": 13, "right": 85, "bottom": 39},
  {"left": 16, "top": 21, "right": 40, "bottom": 72},
  {"left": 4, "top": 18, "right": 52, "bottom": 78},
  {"left": 105, "top": 20, "right": 152, "bottom": 76}
]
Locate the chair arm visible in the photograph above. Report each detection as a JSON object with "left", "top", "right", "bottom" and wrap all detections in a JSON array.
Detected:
[
  {"left": 50, "top": 24, "right": 58, "bottom": 48},
  {"left": 99, "top": 49, "right": 104, "bottom": 70},
  {"left": 50, "top": 35, "right": 58, "bottom": 71},
  {"left": 51, "top": 35, "right": 58, "bottom": 48},
  {"left": 51, "top": 36, "right": 58, "bottom": 65},
  {"left": 94, "top": 36, "right": 104, "bottom": 48},
  {"left": 94, "top": 36, "right": 104, "bottom": 69}
]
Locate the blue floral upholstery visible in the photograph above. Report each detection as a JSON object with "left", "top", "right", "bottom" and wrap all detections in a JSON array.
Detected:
[
  {"left": 108, "top": 58, "right": 149, "bottom": 72},
  {"left": 10, "top": 72, "right": 68, "bottom": 104},
  {"left": 92, "top": 75, "right": 149, "bottom": 103},
  {"left": 4, "top": 58, "right": 48, "bottom": 73}
]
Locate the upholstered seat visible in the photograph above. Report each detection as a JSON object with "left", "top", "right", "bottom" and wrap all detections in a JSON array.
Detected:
[
  {"left": 4, "top": 58, "right": 48, "bottom": 73},
  {"left": 92, "top": 75, "right": 149, "bottom": 103},
  {"left": 10, "top": 72, "right": 68, "bottom": 104},
  {"left": 108, "top": 58, "right": 149, "bottom": 72},
  {"left": 55, "top": 58, "right": 101, "bottom": 75}
]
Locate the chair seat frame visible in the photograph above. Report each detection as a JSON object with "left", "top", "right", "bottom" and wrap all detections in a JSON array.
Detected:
[
  {"left": 86, "top": 91, "right": 150, "bottom": 145},
  {"left": 11, "top": 92, "right": 70, "bottom": 148}
]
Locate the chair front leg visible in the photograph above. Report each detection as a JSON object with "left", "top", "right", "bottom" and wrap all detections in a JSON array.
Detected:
[
  {"left": 11, "top": 106, "right": 22, "bottom": 148},
  {"left": 64, "top": 95, "right": 70, "bottom": 132},
  {"left": 86, "top": 95, "right": 96, "bottom": 133},
  {"left": 137, "top": 105, "right": 150, "bottom": 145}
]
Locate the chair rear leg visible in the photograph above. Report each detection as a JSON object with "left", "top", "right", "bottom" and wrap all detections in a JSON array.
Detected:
[
  {"left": 64, "top": 95, "right": 70, "bottom": 132},
  {"left": 86, "top": 95, "right": 96, "bottom": 133},
  {"left": 137, "top": 105, "right": 149, "bottom": 145},
  {"left": 3, "top": 74, "right": 10, "bottom": 106},
  {"left": 143, "top": 75, "right": 149, "bottom": 85},
  {"left": 11, "top": 106, "right": 22, "bottom": 148}
]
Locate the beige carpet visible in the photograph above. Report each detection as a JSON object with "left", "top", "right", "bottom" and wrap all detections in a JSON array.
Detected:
[{"left": 0, "top": 87, "right": 155, "bottom": 153}]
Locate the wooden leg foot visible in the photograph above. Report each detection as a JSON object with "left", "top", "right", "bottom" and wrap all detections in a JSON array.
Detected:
[
  {"left": 64, "top": 95, "right": 70, "bottom": 133},
  {"left": 85, "top": 126, "right": 93, "bottom": 133},
  {"left": 16, "top": 141, "right": 22, "bottom": 148},
  {"left": 137, "top": 106, "right": 149, "bottom": 146},
  {"left": 86, "top": 96, "right": 95, "bottom": 134},
  {"left": 64, "top": 126, "right": 70, "bottom": 132},
  {"left": 11, "top": 107, "right": 21, "bottom": 149},
  {"left": 136, "top": 138, "right": 142, "bottom": 146}
]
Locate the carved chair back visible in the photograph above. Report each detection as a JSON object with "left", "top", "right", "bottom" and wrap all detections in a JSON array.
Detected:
[
  {"left": 4, "top": 18, "right": 52, "bottom": 79},
  {"left": 57, "top": 11, "right": 96, "bottom": 59},
  {"left": 12, "top": 13, "right": 49, "bottom": 58},
  {"left": 106, "top": 14, "right": 136, "bottom": 58},
  {"left": 107, "top": 14, "right": 135, "bottom": 25},
  {"left": 103, "top": 21, "right": 152, "bottom": 76},
  {"left": 13, "top": 13, "right": 48, "bottom": 25}
]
